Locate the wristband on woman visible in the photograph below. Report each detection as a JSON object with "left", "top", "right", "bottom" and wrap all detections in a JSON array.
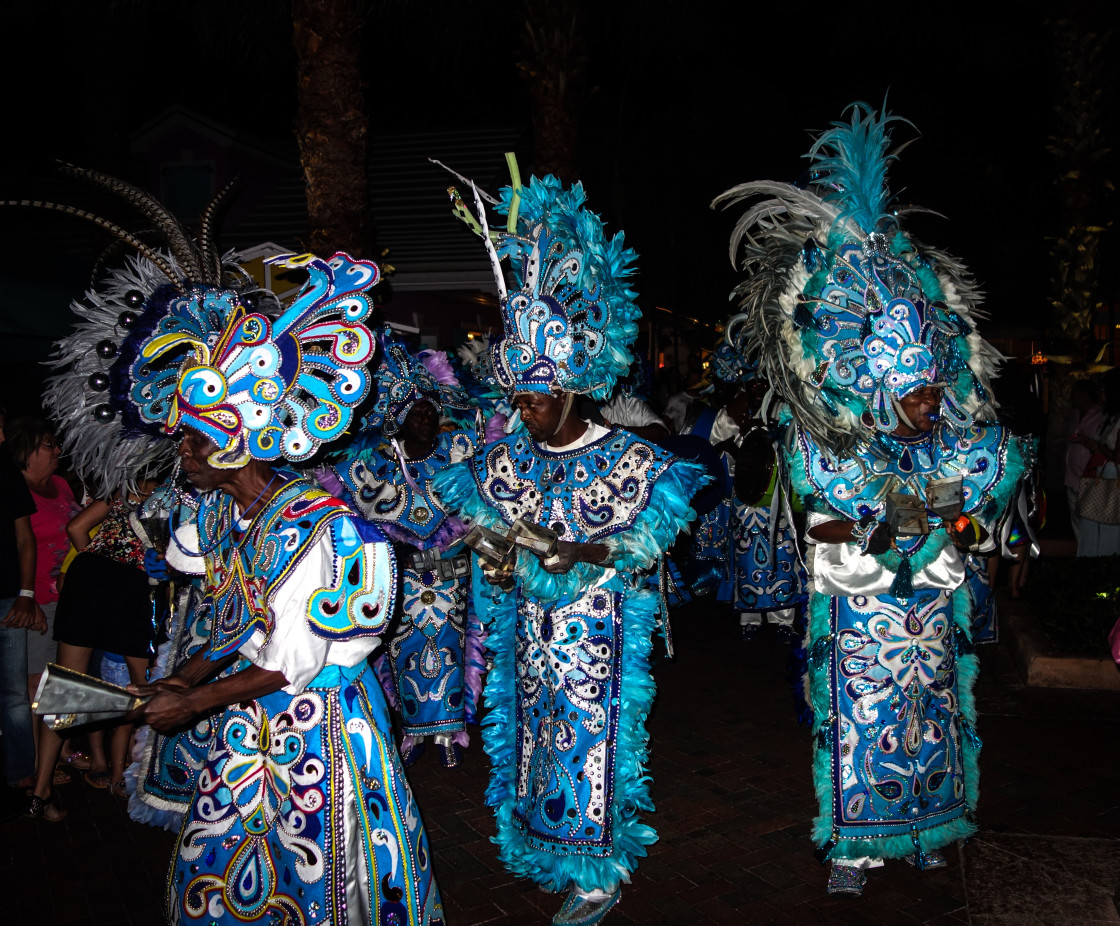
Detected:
[{"left": 18, "top": 589, "right": 35, "bottom": 599}]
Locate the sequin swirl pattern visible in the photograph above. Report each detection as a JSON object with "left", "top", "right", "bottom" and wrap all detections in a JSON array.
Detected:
[
  {"left": 168, "top": 666, "right": 445, "bottom": 925},
  {"left": 732, "top": 501, "right": 804, "bottom": 612},
  {"left": 172, "top": 691, "right": 328, "bottom": 924},
  {"left": 473, "top": 430, "right": 677, "bottom": 543},
  {"left": 792, "top": 423, "right": 1013, "bottom": 525},
  {"left": 513, "top": 591, "right": 619, "bottom": 856},
  {"left": 826, "top": 590, "right": 968, "bottom": 840},
  {"left": 391, "top": 565, "right": 470, "bottom": 736}
]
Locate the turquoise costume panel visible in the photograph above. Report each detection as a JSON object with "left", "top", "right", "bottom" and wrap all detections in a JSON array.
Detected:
[
  {"left": 168, "top": 478, "right": 443, "bottom": 925},
  {"left": 169, "top": 663, "right": 441, "bottom": 926},
  {"left": 434, "top": 427, "right": 705, "bottom": 893},
  {"left": 732, "top": 500, "right": 804, "bottom": 614},
  {"left": 195, "top": 478, "right": 395, "bottom": 659},
  {"left": 394, "top": 563, "right": 470, "bottom": 735},
  {"left": 331, "top": 430, "right": 480, "bottom": 738},
  {"left": 808, "top": 586, "right": 978, "bottom": 859}
]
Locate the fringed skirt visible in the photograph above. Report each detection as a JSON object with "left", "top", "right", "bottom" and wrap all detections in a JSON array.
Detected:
[{"left": 806, "top": 587, "right": 980, "bottom": 861}]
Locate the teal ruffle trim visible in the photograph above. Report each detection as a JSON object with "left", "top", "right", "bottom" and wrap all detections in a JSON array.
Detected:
[
  {"left": 807, "top": 585, "right": 980, "bottom": 860},
  {"left": 475, "top": 566, "right": 661, "bottom": 892}
]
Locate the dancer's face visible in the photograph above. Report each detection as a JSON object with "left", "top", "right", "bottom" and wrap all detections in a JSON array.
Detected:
[
  {"left": 177, "top": 428, "right": 228, "bottom": 492},
  {"left": 514, "top": 392, "right": 565, "bottom": 442},
  {"left": 895, "top": 386, "right": 943, "bottom": 436},
  {"left": 402, "top": 400, "right": 439, "bottom": 447}
]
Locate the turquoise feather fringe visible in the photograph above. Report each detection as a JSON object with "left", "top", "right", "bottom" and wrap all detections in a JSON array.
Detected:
[
  {"left": 480, "top": 586, "right": 661, "bottom": 892},
  {"left": 807, "top": 585, "right": 981, "bottom": 860}
]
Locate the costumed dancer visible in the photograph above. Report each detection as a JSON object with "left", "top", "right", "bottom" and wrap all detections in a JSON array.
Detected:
[
  {"left": 713, "top": 105, "right": 1031, "bottom": 896},
  {"left": 708, "top": 342, "right": 806, "bottom": 640},
  {"left": 432, "top": 162, "right": 707, "bottom": 925},
  {"left": 676, "top": 371, "right": 735, "bottom": 602},
  {"left": 29, "top": 168, "right": 443, "bottom": 924},
  {"left": 321, "top": 328, "right": 486, "bottom": 769}
]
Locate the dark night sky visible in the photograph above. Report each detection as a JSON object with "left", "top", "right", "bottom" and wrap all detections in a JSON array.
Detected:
[{"left": 1, "top": 1, "right": 1117, "bottom": 346}]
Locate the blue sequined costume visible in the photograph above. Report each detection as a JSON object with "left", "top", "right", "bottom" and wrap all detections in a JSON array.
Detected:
[
  {"left": 434, "top": 427, "right": 705, "bottom": 894},
  {"left": 166, "top": 476, "right": 444, "bottom": 925},
  {"left": 791, "top": 423, "right": 1027, "bottom": 861},
  {"left": 330, "top": 429, "right": 485, "bottom": 743}
]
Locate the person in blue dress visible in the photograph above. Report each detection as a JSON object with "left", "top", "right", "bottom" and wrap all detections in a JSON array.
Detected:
[
  {"left": 323, "top": 329, "right": 485, "bottom": 770},
  {"left": 433, "top": 167, "right": 706, "bottom": 925},
  {"left": 713, "top": 105, "right": 1030, "bottom": 896}
]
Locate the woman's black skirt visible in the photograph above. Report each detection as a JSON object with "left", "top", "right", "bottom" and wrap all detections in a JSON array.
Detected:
[{"left": 54, "top": 552, "right": 154, "bottom": 658}]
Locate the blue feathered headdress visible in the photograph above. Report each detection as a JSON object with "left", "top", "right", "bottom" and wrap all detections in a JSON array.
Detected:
[
  {"left": 362, "top": 327, "right": 471, "bottom": 435},
  {"left": 445, "top": 161, "right": 641, "bottom": 401},
  {"left": 131, "top": 252, "right": 379, "bottom": 468},
  {"left": 713, "top": 103, "right": 1001, "bottom": 452}
]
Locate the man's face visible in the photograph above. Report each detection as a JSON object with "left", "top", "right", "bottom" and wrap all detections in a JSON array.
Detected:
[
  {"left": 514, "top": 392, "right": 565, "bottom": 443},
  {"left": 401, "top": 400, "right": 439, "bottom": 446},
  {"left": 178, "top": 428, "right": 229, "bottom": 493},
  {"left": 897, "top": 385, "right": 943, "bottom": 434}
]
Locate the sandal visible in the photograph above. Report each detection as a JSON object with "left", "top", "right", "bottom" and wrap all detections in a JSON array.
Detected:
[
  {"left": 84, "top": 768, "right": 112, "bottom": 790},
  {"left": 26, "top": 791, "right": 67, "bottom": 823},
  {"left": 60, "top": 750, "right": 93, "bottom": 772},
  {"left": 110, "top": 779, "right": 128, "bottom": 800},
  {"left": 52, "top": 766, "right": 73, "bottom": 787}
]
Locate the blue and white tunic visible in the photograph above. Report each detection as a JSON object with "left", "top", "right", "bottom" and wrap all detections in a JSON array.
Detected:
[
  {"left": 434, "top": 423, "right": 706, "bottom": 894},
  {"left": 165, "top": 476, "right": 443, "bottom": 925}
]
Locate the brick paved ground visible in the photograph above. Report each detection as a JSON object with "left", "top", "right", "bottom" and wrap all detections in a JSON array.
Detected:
[{"left": 5, "top": 586, "right": 1120, "bottom": 925}]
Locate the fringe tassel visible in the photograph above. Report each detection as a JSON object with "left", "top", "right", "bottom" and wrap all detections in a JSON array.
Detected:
[{"left": 889, "top": 554, "right": 913, "bottom": 597}]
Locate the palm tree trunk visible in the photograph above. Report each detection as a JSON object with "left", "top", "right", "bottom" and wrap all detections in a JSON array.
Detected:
[{"left": 292, "top": 0, "right": 374, "bottom": 258}]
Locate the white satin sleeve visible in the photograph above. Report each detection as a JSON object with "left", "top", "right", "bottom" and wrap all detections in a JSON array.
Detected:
[
  {"left": 806, "top": 511, "right": 965, "bottom": 597},
  {"left": 240, "top": 531, "right": 382, "bottom": 694}
]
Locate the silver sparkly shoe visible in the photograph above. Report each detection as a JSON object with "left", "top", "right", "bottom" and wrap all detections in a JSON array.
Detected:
[
  {"left": 904, "top": 848, "right": 948, "bottom": 870},
  {"left": 826, "top": 863, "right": 867, "bottom": 896},
  {"left": 552, "top": 889, "right": 620, "bottom": 925}
]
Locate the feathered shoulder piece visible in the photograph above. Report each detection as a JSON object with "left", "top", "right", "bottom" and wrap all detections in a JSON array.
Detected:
[
  {"left": 443, "top": 157, "right": 641, "bottom": 401},
  {"left": 712, "top": 103, "right": 1002, "bottom": 456}
]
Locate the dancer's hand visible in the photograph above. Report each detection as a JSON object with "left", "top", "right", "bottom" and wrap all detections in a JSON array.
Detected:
[
  {"left": 540, "top": 540, "right": 609, "bottom": 573},
  {"left": 479, "top": 556, "right": 516, "bottom": 589},
  {"left": 862, "top": 523, "right": 893, "bottom": 556},
  {"left": 129, "top": 688, "right": 198, "bottom": 733}
]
